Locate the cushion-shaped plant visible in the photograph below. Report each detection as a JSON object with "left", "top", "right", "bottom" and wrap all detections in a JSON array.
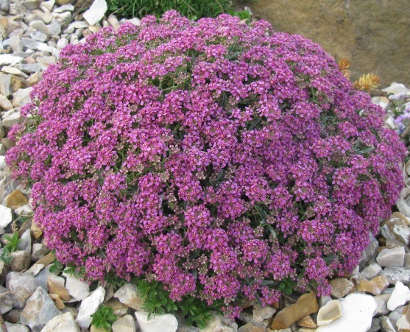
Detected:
[{"left": 6, "top": 11, "right": 405, "bottom": 314}]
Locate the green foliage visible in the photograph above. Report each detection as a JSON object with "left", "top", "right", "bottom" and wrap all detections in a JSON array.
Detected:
[
  {"left": 91, "top": 305, "right": 118, "bottom": 331},
  {"left": 4, "top": 232, "right": 20, "bottom": 253},
  {"left": 135, "top": 279, "right": 178, "bottom": 315},
  {"left": 49, "top": 256, "right": 64, "bottom": 274},
  {"left": 227, "top": 8, "right": 252, "bottom": 22},
  {"left": 0, "top": 247, "right": 14, "bottom": 266},
  {"left": 133, "top": 278, "right": 222, "bottom": 328},
  {"left": 106, "top": 0, "right": 231, "bottom": 20}
]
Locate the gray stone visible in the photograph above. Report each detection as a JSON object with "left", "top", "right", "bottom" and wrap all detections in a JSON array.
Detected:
[
  {"left": 380, "top": 316, "right": 396, "bottom": 332},
  {"left": 21, "top": 37, "right": 53, "bottom": 52},
  {"left": 31, "top": 31, "right": 48, "bottom": 42},
  {"left": 381, "top": 267, "right": 410, "bottom": 285},
  {"left": 47, "top": 20, "right": 61, "bottom": 36},
  {"left": 0, "top": 285, "right": 13, "bottom": 314},
  {"left": 21, "top": 0, "right": 41, "bottom": 10},
  {"left": 197, "top": 314, "right": 237, "bottom": 332},
  {"left": 12, "top": 87, "right": 32, "bottom": 107},
  {"left": 41, "top": 312, "right": 80, "bottom": 332},
  {"left": 20, "top": 63, "right": 43, "bottom": 73},
  {"left": 374, "top": 294, "right": 391, "bottom": 316},
  {"left": 361, "top": 262, "right": 382, "bottom": 279},
  {"left": 0, "top": 0, "right": 10, "bottom": 11},
  {"left": 0, "top": 73, "right": 12, "bottom": 96},
  {"left": 18, "top": 229, "right": 31, "bottom": 253},
  {"left": 77, "top": 286, "right": 105, "bottom": 329},
  {"left": 32, "top": 243, "right": 50, "bottom": 261},
  {"left": 20, "top": 287, "right": 61, "bottom": 332},
  {"left": 9, "top": 36, "right": 23, "bottom": 52},
  {"left": 4, "top": 322, "right": 29, "bottom": 332},
  {"left": 83, "top": 0, "right": 107, "bottom": 26},
  {"left": 10, "top": 250, "right": 31, "bottom": 272},
  {"left": 32, "top": 9, "right": 53, "bottom": 24},
  {"left": 369, "top": 318, "right": 381, "bottom": 332},
  {"left": 376, "top": 247, "right": 405, "bottom": 267},
  {"left": 34, "top": 265, "right": 52, "bottom": 291},
  {"left": 29, "top": 20, "right": 49, "bottom": 35},
  {"left": 397, "top": 199, "right": 410, "bottom": 218},
  {"left": 359, "top": 236, "right": 379, "bottom": 267},
  {"left": 6, "top": 272, "right": 39, "bottom": 309}
]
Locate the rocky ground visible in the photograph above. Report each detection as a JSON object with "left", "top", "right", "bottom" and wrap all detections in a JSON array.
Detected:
[{"left": 0, "top": 0, "right": 410, "bottom": 331}]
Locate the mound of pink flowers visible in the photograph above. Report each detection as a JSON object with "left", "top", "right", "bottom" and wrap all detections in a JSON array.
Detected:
[{"left": 6, "top": 11, "right": 405, "bottom": 313}]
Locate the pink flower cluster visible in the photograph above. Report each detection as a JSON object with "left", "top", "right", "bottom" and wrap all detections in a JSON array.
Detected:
[{"left": 6, "top": 11, "right": 405, "bottom": 312}]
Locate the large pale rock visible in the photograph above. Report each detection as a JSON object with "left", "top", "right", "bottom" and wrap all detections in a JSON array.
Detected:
[
  {"left": 114, "top": 283, "right": 144, "bottom": 310},
  {"left": 20, "top": 287, "right": 61, "bottom": 332},
  {"left": 315, "top": 293, "right": 376, "bottom": 332},
  {"left": 63, "top": 272, "right": 90, "bottom": 301},
  {"left": 317, "top": 300, "right": 342, "bottom": 326},
  {"left": 397, "top": 199, "right": 410, "bottom": 218},
  {"left": 135, "top": 312, "right": 178, "bottom": 332},
  {"left": 381, "top": 267, "right": 410, "bottom": 285},
  {"left": 396, "top": 305, "right": 410, "bottom": 331},
  {"left": 271, "top": 292, "right": 318, "bottom": 329},
  {"left": 83, "top": 0, "right": 107, "bottom": 26},
  {"left": 329, "top": 278, "right": 354, "bottom": 298},
  {"left": 112, "top": 314, "right": 136, "bottom": 332},
  {"left": 249, "top": 1, "right": 410, "bottom": 87},
  {"left": 382, "top": 217, "right": 410, "bottom": 245},
  {"left": 3, "top": 110, "right": 21, "bottom": 128},
  {"left": 77, "top": 286, "right": 105, "bottom": 329},
  {"left": 0, "top": 204, "right": 12, "bottom": 228},
  {"left": 18, "top": 229, "right": 31, "bottom": 253},
  {"left": 356, "top": 275, "right": 389, "bottom": 295},
  {"left": 377, "top": 247, "right": 405, "bottom": 267},
  {"left": 387, "top": 281, "right": 410, "bottom": 311},
  {"left": 40, "top": 312, "right": 80, "bottom": 332}
]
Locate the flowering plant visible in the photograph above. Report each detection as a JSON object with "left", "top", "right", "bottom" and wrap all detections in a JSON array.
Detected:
[{"left": 6, "top": 11, "right": 405, "bottom": 315}]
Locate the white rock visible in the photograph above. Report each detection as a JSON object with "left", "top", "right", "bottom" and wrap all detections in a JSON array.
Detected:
[
  {"left": 373, "top": 294, "right": 391, "bottom": 316},
  {"left": 47, "top": 20, "right": 61, "bottom": 36},
  {"left": 15, "top": 204, "right": 33, "bottom": 216},
  {"left": 317, "top": 300, "right": 343, "bottom": 326},
  {"left": 387, "top": 281, "right": 410, "bottom": 311},
  {"left": 135, "top": 312, "right": 178, "bottom": 332},
  {"left": 3, "top": 109, "right": 20, "bottom": 128},
  {"left": 40, "top": 0, "right": 55, "bottom": 12},
  {"left": 83, "top": 0, "right": 107, "bottom": 26},
  {"left": 56, "top": 37, "right": 68, "bottom": 49},
  {"left": 63, "top": 273, "right": 90, "bottom": 301},
  {"left": 12, "top": 87, "right": 33, "bottom": 108},
  {"left": 112, "top": 314, "right": 136, "bottom": 332},
  {"left": 376, "top": 247, "right": 405, "bottom": 267},
  {"left": 0, "top": 204, "right": 12, "bottom": 228},
  {"left": 41, "top": 312, "right": 80, "bottom": 332},
  {"left": 127, "top": 18, "right": 140, "bottom": 26},
  {"left": 1, "top": 66, "right": 28, "bottom": 78},
  {"left": 315, "top": 293, "right": 377, "bottom": 332},
  {"left": 53, "top": 4, "right": 74, "bottom": 12},
  {"left": 0, "top": 54, "right": 23, "bottom": 66},
  {"left": 382, "top": 82, "right": 410, "bottom": 96},
  {"left": 114, "top": 283, "right": 144, "bottom": 310},
  {"left": 77, "top": 286, "right": 105, "bottom": 329},
  {"left": 385, "top": 115, "right": 397, "bottom": 129}
]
